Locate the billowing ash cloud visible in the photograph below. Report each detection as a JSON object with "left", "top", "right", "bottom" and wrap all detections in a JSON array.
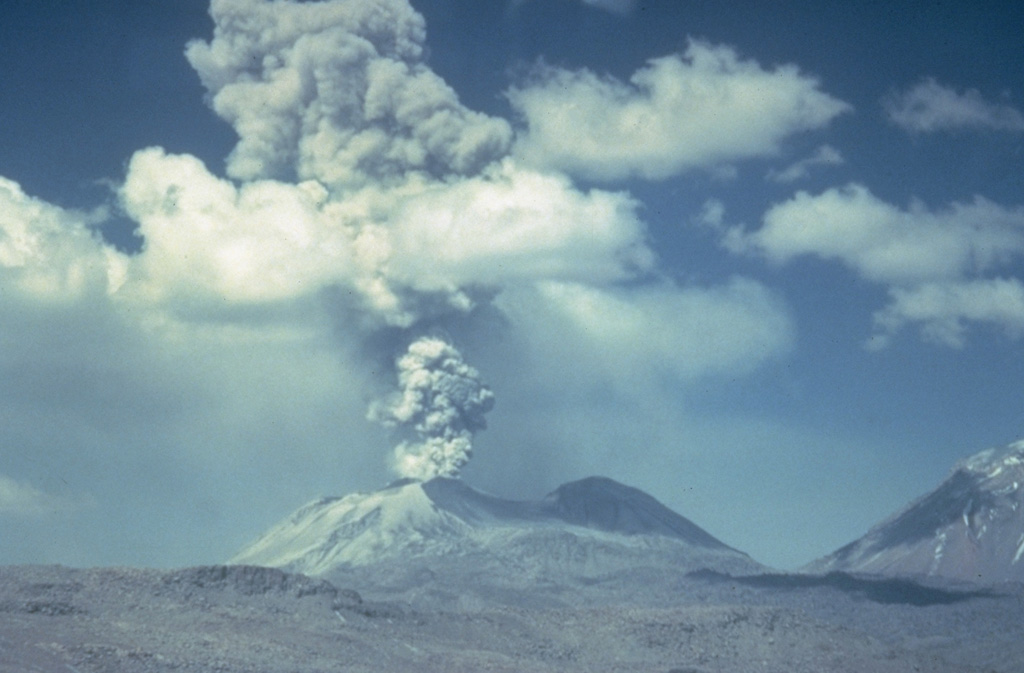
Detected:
[
  {"left": 0, "top": 0, "right": 805, "bottom": 564},
  {"left": 368, "top": 337, "right": 495, "bottom": 480},
  {"left": 58, "top": 0, "right": 791, "bottom": 477},
  {"left": 132, "top": 0, "right": 649, "bottom": 331},
  {"left": 185, "top": 0, "right": 512, "bottom": 190}
]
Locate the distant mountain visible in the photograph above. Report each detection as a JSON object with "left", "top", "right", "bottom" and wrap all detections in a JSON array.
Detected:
[
  {"left": 231, "top": 476, "right": 763, "bottom": 605},
  {"left": 806, "top": 440, "right": 1024, "bottom": 584}
]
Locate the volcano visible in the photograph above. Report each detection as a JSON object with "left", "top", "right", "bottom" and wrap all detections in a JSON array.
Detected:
[
  {"left": 806, "top": 440, "right": 1024, "bottom": 584},
  {"left": 230, "top": 476, "right": 763, "bottom": 605}
]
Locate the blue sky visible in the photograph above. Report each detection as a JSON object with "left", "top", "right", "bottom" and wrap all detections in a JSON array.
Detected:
[{"left": 1, "top": 0, "right": 1023, "bottom": 570}]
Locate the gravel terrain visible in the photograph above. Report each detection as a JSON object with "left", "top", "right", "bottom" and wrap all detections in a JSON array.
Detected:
[{"left": 2, "top": 564, "right": 1021, "bottom": 672}]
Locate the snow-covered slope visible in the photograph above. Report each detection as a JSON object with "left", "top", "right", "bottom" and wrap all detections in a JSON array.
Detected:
[
  {"left": 231, "top": 476, "right": 762, "bottom": 603},
  {"left": 806, "top": 440, "right": 1024, "bottom": 584},
  {"left": 230, "top": 478, "right": 475, "bottom": 574}
]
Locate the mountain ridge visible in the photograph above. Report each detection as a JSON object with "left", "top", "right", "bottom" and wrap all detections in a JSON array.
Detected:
[
  {"left": 806, "top": 440, "right": 1024, "bottom": 584},
  {"left": 230, "top": 475, "right": 764, "bottom": 605}
]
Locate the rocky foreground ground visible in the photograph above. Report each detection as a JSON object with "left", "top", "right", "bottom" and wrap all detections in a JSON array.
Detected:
[{"left": 1, "top": 564, "right": 1022, "bottom": 673}]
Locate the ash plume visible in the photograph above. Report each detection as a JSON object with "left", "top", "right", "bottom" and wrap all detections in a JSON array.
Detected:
[{"left": 369, "top": 337, "right": 495, "bottom": 480}]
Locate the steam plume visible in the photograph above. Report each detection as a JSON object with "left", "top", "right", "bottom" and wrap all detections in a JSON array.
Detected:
[{"left": 369, "top": 337, "right": 494, "bottom": 480}]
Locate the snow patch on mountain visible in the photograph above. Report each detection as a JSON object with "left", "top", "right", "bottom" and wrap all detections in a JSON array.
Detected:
[
  {"left": 231, "top": 479, "right": 475, "bottom": 575},
  {"left": 231, "top": 476, "right": 763, "bottom": 602}
]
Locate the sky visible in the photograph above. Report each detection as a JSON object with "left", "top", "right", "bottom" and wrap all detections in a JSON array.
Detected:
[{"left": 1, "top": 0, "right": 1023, "bottom": 571}]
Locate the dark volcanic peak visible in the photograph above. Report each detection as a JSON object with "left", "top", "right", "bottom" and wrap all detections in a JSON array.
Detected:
[
  {"left": 807, "top": 440, "right": 1024, "bottom": 584},
  {"left": 422, "top": 475, "right": 734, "bottom": 548},
  {"left": 543, "top": 476, "right": 734, "bottom": 550}
]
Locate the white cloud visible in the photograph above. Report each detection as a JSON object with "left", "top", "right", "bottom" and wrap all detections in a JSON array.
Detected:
[
  {"left": 383, "top": 161, "right": 653, "bottom": 292},
  {"left": 120, "top": 148, "right": 355, "bottom": 307},
  {"left": 870, "top": 279, "right": 1024, "bottom": 350},
  {"left": 118, "top": 147, "right": 652, "bottom": 328},
  {"left": 501, "top": 278, "right": 794, "bottom": 387},
  {"left": 0, "top": 177, "right": 125, "bottom": 303},
  {"left": 695, "top": 198, "right": 726, "bottom": 230},
  {"left": 748, "top": 185, "right": 1024, "bottom": 284},
  {"left": 884, "top": 78, "right": 1024, "bottom": 133},
  {"left": 580, "top": 0, "right": 636, "bottom": 14},
  {"left": 765, "top": 144, "right": 844, "bottom": 183},
  {"left": 0, "top": 474, "right": 84, "bottom": 516},
  {"left": 509, "top": 0, "right": 636, "bottom": 16},
  {"left": 507, "top": 40, "right": 850, "bottom": 181},
  {"left": 732, "top": 184, "right": 1024, "bottom": 346}
]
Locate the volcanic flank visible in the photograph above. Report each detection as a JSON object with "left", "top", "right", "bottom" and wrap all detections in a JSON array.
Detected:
[
  {"left": 230, "top": 476, "right": 763, "bottom": 605},
  {"left": 806, "top": 439, "right": 1024, "bottom": 584}
]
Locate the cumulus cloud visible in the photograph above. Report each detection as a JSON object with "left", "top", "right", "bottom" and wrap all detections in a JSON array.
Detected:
[
  {"left": 382, "top": 162, "right": 653, "bottom": 293},
  {"left": 0, "top": 177, "right": 125, "bottom": 303},
  {"left": 748, "top": 185, "right": 1024, "bottom": 283},
  {"left": 884, "top": 78, "right": 1024, "bottom": 133},
  {"left": 765, "top": 144, "right": 843, "bottom": 184},
  {"left": 120, "top": 148, "right": 354, "bottom": 307},
  {"left": 731, "top": 184, "right": 1024, "bottom": 346},
  {"left": 870, "top": 279, "right": 1024, "bottom": 350},
  {"left": 508, "top": 40, "right": 850, "bottom": 181},
  {"left": 118, "top": 148, "right": 651, "bottom": 328}
]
